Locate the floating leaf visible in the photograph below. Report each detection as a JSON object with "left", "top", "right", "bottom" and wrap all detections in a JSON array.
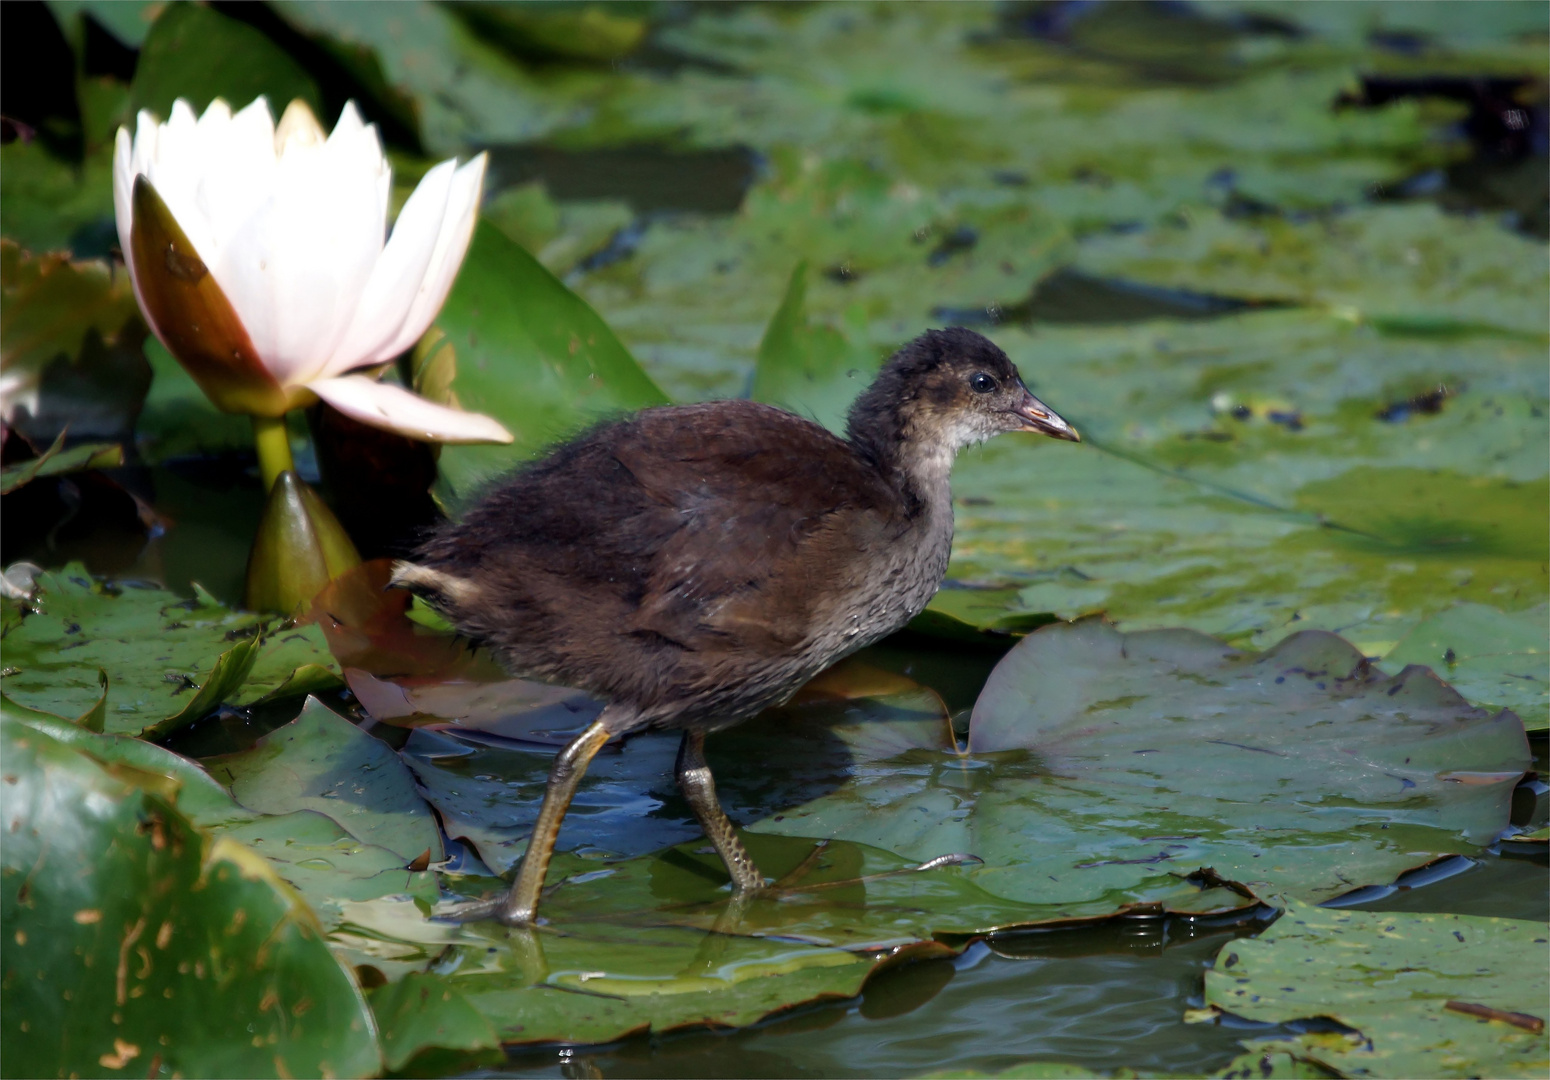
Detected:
[
  {"left": 0, "top": 566, "right": 340, "bottom": 737},
  {"left": 0, "top": 434, "right": 124, "bottom": 496},
  {"left": 207, "top": 697, "right": 442, "bottom": 864},
  {"left": 430, "top": 221, "right": 668, "bottom": 501},
  {"left": 2, "top": 701, "right": 435, "bottom": 927},
  {"left": 920, "top": 309, "right": 1547, "bottom": 654},
  {"left": 0, "top": 717, "right": 381, "bottom": 1080},
  {"left": 1385, "top": 603, "right": 1549, "bottom": 732},
  {"left": 367, "top": 972, "right": 500, "bottom": 1072},
  {"left": 749, "top": 261, "right": 882, "bottom": 434},
  {"left": 0, "top": 240, "right": 150, "bottom": 447},
  {"left": 749, "top": 618, "right": 1528, "bottom": 913},
  {"left": 578, "top": 151, "right": 1068, "bottom": 400},
  {"left": 129, "top": 1, "right": 322, "bottom": 121},
  {"left": 1076, "top": 203, "right": 1550, "bottom": 337},
  {"left": 926, "top": 1048, "right": 1332, "bottom": 1078},
  {"left": 341, "top": 895, "right": 878, "bottom": 1047},
  {"left": 1207, "top": 901, "right": 1550, "bottom": 1079},
  {"left": 0, "top": 142, "right": 117, "bottom": 257}
]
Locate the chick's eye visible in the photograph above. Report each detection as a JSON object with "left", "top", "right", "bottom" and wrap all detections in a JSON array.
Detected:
[{"left": 969, "top": 372, "right": 997, "bottom": 394}]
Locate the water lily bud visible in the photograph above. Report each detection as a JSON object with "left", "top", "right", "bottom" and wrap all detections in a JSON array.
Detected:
[
  {"left": 113, "top": 96, "right": 512, "bottom": 444},
  {"left": 244, "top": 471, "right": 363, "bottom": 615}
]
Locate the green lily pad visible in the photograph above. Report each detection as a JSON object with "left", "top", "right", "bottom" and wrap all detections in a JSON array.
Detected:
[
  {"left": 1384, "top": 603, "right": 1549, "bottom": 733},
  {"left": 925, "top": 1047, "right": 1333, "bottom": 1078},
  {"left": 1206, "top": 901, "right": 1550, "bottom": 1079},
  {"left": 1076, "top": 203, "right": 1549, "bottom": 337},
  {"left": 206, "top": 697, "right": 443, "bottom": 864},
  {"left": 640, "top": 8, "right": 1438, "bottom": 212},
  {"left": 749, "top": 261, "right": 883, "bottom": 434},
  {"left": 749, "top": 618, "right": 1528, "bottom": 913},
  {"left": 0, "top": 435, "right": 123, "bottom": 495},
  {"left": 130, "top": 1, "right": 322, "bottom": 122},
  {"left": 367, "top": 971, "right": 500, "bottom": 1072},
  {"left": 2, "top": 702, "right": 438, "bottom": 928},
  {"left": 0, "top": 566, "right": 341, "bottom": 737},
  {"left": 429, "top": 221, "right": 668, "bottom": 502},
  {"left": 0, "top": 142, "right": 118, "bottom": 257},
  {"left": 916, "top": 309, "right": 1546, "bottom": 652},
  {"left": 578, "top": 150, "right": 1069, "bottom": 400},
  {"left": 0, "top": 717, "right": 381, "bottom": 1080},
  {"left": 0, "top": 240, "right": 150, "bottom": 449},
  {"left": 338, "top": 894, "right": 879, "bottom": 1047},
  {"left": 271, "top": 0, "right": 616, "bottom": 157}
]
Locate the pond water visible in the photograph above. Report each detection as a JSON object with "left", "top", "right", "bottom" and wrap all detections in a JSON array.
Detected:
[{"left": 6, "top": 3, "right": 1547, "bottom": 1077}]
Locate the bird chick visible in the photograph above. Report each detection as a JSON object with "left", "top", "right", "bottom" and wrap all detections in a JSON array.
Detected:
[{"left": 393, "top": 327, "right": 1079, "bottom": 924}]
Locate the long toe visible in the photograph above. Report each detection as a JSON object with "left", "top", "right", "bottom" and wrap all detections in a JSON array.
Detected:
[{"left": 437, "top": 895, "right": 532, "bottom": 925}]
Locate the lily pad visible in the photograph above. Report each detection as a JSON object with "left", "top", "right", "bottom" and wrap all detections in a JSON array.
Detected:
[
  {"left": 0, "top": 717, "right": 381, "bottom": 1080},
  {"left": 0, "top": 142, "right": 117, "bottom": 257},
  {"left": 749, "top": 261, "right": 883, "bottom": 434},
  {"left": 366, "top": 971, "right": 499, "bottom": 1072},
  {"left": 1076, "top": 203, "right": 1549, "bottom": 337},
  {"left": 0, "top": 566, "right": 341, "bottom": 737},
  {"left": 206, "top": 697, "right": 442, "bottom": 864},
  {"left": 1206, "top": 901, "right": 1550, "bottom": 1079},
  {"left": 917, "top": 309, "right": 1547, "bottom": 654},
  {"left": 1385, "top": 603, "right": 1549, "bottom": 733},
  {"left": 926, "top": 1048, "right": 1333, "bottom": 1078},
  {"left": 429, "top": 221, "right": 668, "bottom": 501},
  {"left": 577, "top": 150, "right": 1069, "bottom": 400},
  {"left": 129, "top": 1, "right": 322, "bottom": 122},
  {"left": 338, "top": 894, "right": 879, "bottom": 1047},
  {"left": 0, "top": 435, "right": 123, "bottom": 495},
  {"left": 0, "top": 240, "right": 150, "bottom": 447},
  {"left": 750, "top": 618, "right": 1529, "bottom": 913},
  {"left": 2, "top": 702, "right": 439, "bottom": 928}
]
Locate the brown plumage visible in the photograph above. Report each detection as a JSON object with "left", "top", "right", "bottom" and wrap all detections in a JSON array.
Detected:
[{"left": 393, "top": 327, "right": 1079, "bottom": 924}]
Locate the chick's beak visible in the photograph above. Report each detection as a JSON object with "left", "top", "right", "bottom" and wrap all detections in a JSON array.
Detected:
[{"left": 1013, "top": 386, "right": 1081, "bottom": 442}]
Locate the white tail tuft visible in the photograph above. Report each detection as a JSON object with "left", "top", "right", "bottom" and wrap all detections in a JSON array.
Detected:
[{"left": 388, "top": 561, "right": 480, "bottom": 610}]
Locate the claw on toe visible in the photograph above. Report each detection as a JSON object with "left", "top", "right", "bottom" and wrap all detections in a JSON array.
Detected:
[{"left": 436, "top": 896, "right": 536, "bottom": 926}]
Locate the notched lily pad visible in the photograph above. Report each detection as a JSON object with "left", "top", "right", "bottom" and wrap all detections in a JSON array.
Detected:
[
  {"left": 752, "top": 618, "right": 1529, "bottom": 916},
  {"left": 0, "top": 565, "right": 341, "bottom": 737},
  {"left": 1205, "top": 901, "right": 1550, "bottom": 1079},
  {"left": 206, "top": 696, "right": 443, "bottom": 864},
  {"left": 1385, "top": 603, "right": 1549, "bottom": 733}
]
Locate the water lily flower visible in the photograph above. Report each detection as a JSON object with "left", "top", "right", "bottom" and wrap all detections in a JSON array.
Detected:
[{"left": 113, "top": 95, "right": 512, "bottom": 486}]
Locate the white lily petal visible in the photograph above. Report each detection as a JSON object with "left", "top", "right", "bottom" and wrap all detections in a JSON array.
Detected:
[
  {"left": 309, "top": 375, "right": 513, "bottom": 444},
  {"left": 372, "top": 153, "right": 487, "bottom": 363},
  {"left": 112, "top": 126, "right": 136, "bottom": 275},
  {"left": 319, "top": 158, "right": 457, "bottom": 375},
  {"left": 212, "top": 131, "right": 384, "bottom": 387}
]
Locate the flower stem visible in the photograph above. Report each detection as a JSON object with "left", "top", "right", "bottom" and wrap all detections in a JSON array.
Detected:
[{"left": 251, "top": 414, "right": 296, "bottom": 492}]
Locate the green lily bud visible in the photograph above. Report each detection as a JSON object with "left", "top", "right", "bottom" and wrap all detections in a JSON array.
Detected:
[{"left": 244, "top": 471, "right": 362, "bottom": 614}]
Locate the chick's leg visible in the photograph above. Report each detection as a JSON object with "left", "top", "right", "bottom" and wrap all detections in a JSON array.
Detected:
[
  {"left": 676, "top": 729, "right": 764, "bottom": 893},
  {"left": 445, "top": 716, "right": 613, "bottom": 926}
]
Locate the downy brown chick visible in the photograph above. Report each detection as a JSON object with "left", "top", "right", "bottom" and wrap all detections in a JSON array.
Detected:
[{"left": 392, "top": 327, "right": 1079, "bottom": 924}]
